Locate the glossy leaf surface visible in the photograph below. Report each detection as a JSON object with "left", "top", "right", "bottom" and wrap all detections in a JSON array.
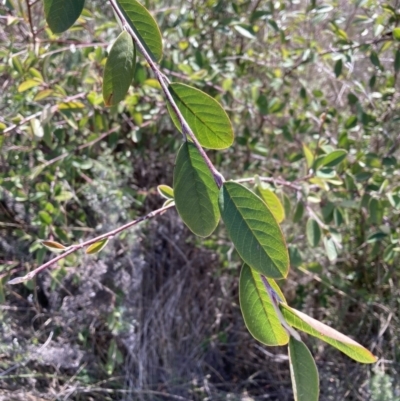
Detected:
[
  {"left": 44, "top": 0, "right": 85, "bottom": 33},
  {"left": 219, "top": 182, "right": 289, "bottom": 278},
  {"left": 240, "top": 264, "right": 289, "bottom": 345},
  {"left": 281, "top": 304, "right": 377, "bottom": 363},
  {"left": 103, "top": 31, "right": 136, "bottom": 106},
  {"left": 157, "top": 185, "right": 174, "bottom": 199},
  {"left": 168, "top": 83, "right": 234, "bottom": 149},
  {"left": 289, "top": 337, "right": 319, "bottom": 401},
  {"left": 173, "top": 142, "right": 220, "bottom": 237},
  {"left": 116, "top": 0, "right": 163, "bottom": 61}
]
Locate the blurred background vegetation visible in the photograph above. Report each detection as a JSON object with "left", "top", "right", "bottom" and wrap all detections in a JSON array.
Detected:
[{"left": 1, "top": 0, "right": 400, "bottom": 400}]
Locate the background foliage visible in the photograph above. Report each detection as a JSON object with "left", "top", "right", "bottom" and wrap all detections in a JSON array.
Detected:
[{"left": 1, "top": 0, "right": 400, "bottom": 399}]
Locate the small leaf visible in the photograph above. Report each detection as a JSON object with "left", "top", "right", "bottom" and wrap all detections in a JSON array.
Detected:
[
  {"left": 370, "top": 51, "right": 381, "bottom": 69},
  {"left": 157, "top": 185, "right": 174, "bottom": 199},
  {"left": 318, "top": 150, "right": 347, "bottom": 168},
  {"left": 219, "top": 182, "right": 289, "bottom": 279},
  {"left": 30, "top": 118, "right": 44, "bottom": 138},
  {"left": 393, "top": 27, "right": 400, "bottom": 41},
  {"left": 44, "top": 0, "right": 85, "bottom": 33},
  {"left": 368, "top": 198, "right": 384, "bottom": 225},
  {"left": 334, "top": 58, "right": 343, "bottom": 77},
  {"left": 38, "top": 211, "right": 52, "bottom": 225},
  {"left": 394, "top": 49, "right": 400, "bottom": 72},
  {"left": 116, "top": 0, "right": 163, "bottom": 61},
  {"left": 42, "top": 240, "right": 67, "bottom": 252},
  {"left": 18, "top": 79, "right": 41, "bottom": 92},
  {"left": 281, "top": 304, "right": 377, "bottom": 363},
  {"left": 240, "top": 264, "right": 289, "bottom": 346},
  {"left": 289, "top": 337, "right": 319, "bottom": 401},
  {"left": 173, "top": 142, "right": 220, "bottom": 237},
  {"left": 323, "top": 236, "right": 337, "bottom": 261},
  {"left": 255, "top": 184, "right": 285, "bottom": 223},
  {"left": 302, "top": 143, "right": 314, "bottom": 169},
  {"left": 293, "top": 201, "right": 304, "bottom": 223},
  {"left": 86, "top": 239, "right": 109, "bottom": 254},
  {"left": 306, "top": 219, "right": 321, "bottom": 247},
  {"left": 103, "top": 31, "right": 136, "bottom": 106},
  {"left": 168, "top": 83, "right": 234, "bottom": 150},
  {"left": 163, "top": 199, "right": 175, "bottom": 207}
]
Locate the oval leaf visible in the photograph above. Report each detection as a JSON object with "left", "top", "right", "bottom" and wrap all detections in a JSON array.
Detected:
[
  {"left": 219, "top": 182, "right": 289, "bottom": 279},
  {"left": 318, "top": 150, "right": 347, "bottom": 168},
  {"left": 240, "top": 264, "right": 289, "bottom": 346},
  {"left": 255, "top": 185, "right": 285, "bottom": 223},
  {"left": 44, "top": 0, "right": 85, "bottom": 33},
  {"left": 281, "top": 304, "right": 377, "bottom": 363},
  {"left": 103, "top": 31, "right": 136, "bottom": 106},
  {"left": 157, "top": 184, "right": 174, "bottom": 200},
  {"left": 168, "top": 83, "right": 234, "bottom": 150},
  {"left": 306, "top": 219, "right": 321, "bottom": 247},
  {"left": 86, "top": 239, "right": 109, "bottom": 255},
  {"left": 302, "top": 143, "right": 314, "bottom": 169},
  {"left": 41, "top": 240, "right": 67, "bottom": 252},
  {"left": 115, "top": 0, "right": 163, "bottom": 61},
  {"left": 289, "top": 337, "right": 319, "bottom": 401},
  {"left": 323, "top": 236, "right": 337, "bottom": 261},
  {"left": 173, "top": 142, "right": 220, "bottom": 237}
]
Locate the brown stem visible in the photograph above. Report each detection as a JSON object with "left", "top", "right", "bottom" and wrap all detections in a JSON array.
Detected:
[
  {"left": 8, "top": 203, "right": 174, "bottom": 285},
  {"left": 108, "top": 0, "right": 225, "bottom": 188}
]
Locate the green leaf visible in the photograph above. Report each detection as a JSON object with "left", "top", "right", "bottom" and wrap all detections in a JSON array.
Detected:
[
  {"left": 318, "top": 150, "right": 347, "bottom": 168},
  {"left": 17, "top": 79, "right": 41, "bottom": 92},
  {"left": 240, "top": 264, "right": 289, "bottom": 346},
  {"left": 219, "top": 182, "right": 289, "bottom": 279},
  {"left": 115, "top": 0, "right": 163, "bottom": 62},
  {"left": 157, "top": 184, "right": 174, "bottom": 199},
  {"left": 323, "top": 236, "right": 337, "bottom": 261},
  {"left": 168, "top": 83, "right": 234, "bottom": 150},
  {"left": 38, "top": 211, "right": 52, "bottom": 225},
  {"left": 302, "top": 143, "right": 314, "bottom": 168},
  {"left": 44, "top": 0, "right": 85, "bottom": 33},
  {"left": 370, "top": 51, "right": 381, "bottom": 69},
  {"left": 306, "top": 219, "right": 321, "bottom": 247},
  {"left": 368, "top": 198, "right": 384, "bottom": 225},
  {"left": 393, "top": 27, "right": 400, "bottom": 41},
  {"left": 255, "top": 184, "right": 285, "bottom": 223},
  {"left": 395, "top": 49, "right": 400, "bottom": 72},
  {"left": 103, "top": 31, "right": 136, "bottom": 106},
  {"left": 41, "top": 240, "right": 67, "bottom": 252},
  {"left": 293, "top": 201, "right": 304, "bottom": 223},
  {"left": 173, "top": 142, "right": 220, "bottom": 237},
  {"left": 86, "top": 239, "right": 109, "bottom": 254},
  {"left": 289, "top": 337, "right": 319, "bottom": 401},
  {"left": 334, "top": 58, "right": 343, "bottom": 77},
  {"left": 281, "top": 304, "right": 377, "bottom": 363}
]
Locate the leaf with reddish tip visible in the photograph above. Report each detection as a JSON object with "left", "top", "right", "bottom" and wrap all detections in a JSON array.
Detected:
[{"left": 42, "top": 240, "right": 67, "bottom": 252}]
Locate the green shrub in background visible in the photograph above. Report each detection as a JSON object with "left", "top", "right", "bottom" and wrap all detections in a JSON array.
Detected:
[{"left": 1, "top": 0, "right": 400, "bottom": 399}]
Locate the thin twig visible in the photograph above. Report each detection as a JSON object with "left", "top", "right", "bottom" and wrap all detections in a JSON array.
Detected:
[
  {"left": 8, "top": 203, "right": 174, "bottom": 285},
  {"left": 2, "top": 93, "right": 86, "bottom": 135},
  {"left": 108, "top": 0, "right": 224, "bottom": 188},
  {"left": 25, "top": 0, "right": 36, "bottom": 45},
  {"left": 236, "top": 176, "right": 302, "bottom": 191}
]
